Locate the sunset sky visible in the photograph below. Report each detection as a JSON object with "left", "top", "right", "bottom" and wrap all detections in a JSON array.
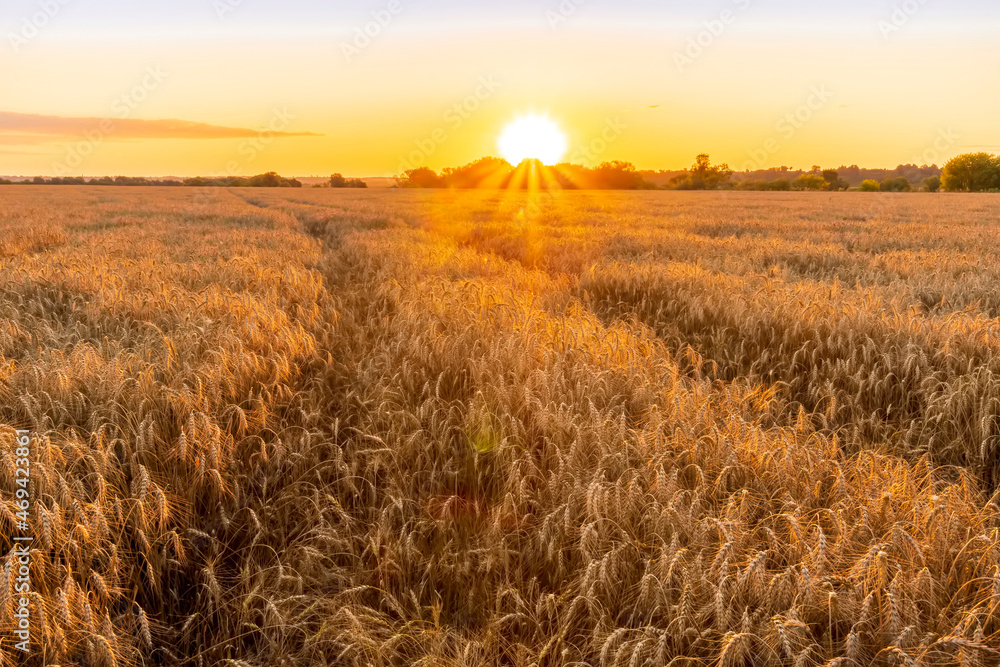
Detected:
[{"left": 2, "top": 0, "right": 998, "bottom": 177}]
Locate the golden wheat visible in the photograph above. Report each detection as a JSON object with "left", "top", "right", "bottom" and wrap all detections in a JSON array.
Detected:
[{"left": 1, "top": 186, "right": 1000, "bottom": 665}]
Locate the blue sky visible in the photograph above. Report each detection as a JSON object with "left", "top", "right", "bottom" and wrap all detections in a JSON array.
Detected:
[{"left": 4, "top": 0, "right": 999, "bottom": 32}]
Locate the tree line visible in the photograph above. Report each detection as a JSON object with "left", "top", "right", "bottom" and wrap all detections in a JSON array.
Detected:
[
  {"left": 397, "top": 157, "right": 652, "bottom": 190},
  {"left": 0, "top": 172, "right": 304, "bottom": 187},
  {"left": 3, "top": 152, "right": 997, "bottom": 192},
  {"left": 397, "top": 152, "right": 1000, "bottom": 192},
  {"left": 316, "top": 173, "right": 368, "bottom": 188}
]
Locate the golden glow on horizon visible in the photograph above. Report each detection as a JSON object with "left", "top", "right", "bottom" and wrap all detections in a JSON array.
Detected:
[
  {"left": 498, "top": 115, "right": 568, "bottom": 166},
  {"left": 1, "top": 26, "right": 997, "bottom": 177}
]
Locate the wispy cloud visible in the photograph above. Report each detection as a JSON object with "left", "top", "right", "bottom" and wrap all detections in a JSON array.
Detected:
[{"left": 0, "top": 112, "right": 322, "bottom": 142}]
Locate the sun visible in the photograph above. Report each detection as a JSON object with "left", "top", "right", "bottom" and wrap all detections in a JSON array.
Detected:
[{"left": 498, "top": 114, "right": 568, "bottom": 166}]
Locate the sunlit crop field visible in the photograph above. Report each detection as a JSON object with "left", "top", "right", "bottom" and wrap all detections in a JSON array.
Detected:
[{"left": 3, "top": 186, "right": 1000, "bottom": 666}]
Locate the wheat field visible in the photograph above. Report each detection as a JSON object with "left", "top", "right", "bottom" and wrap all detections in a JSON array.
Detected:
[{"left": 3, "top": 186, "right": 1000, "bottom": 666}]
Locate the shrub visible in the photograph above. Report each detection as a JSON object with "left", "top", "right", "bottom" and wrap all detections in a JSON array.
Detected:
[
  {"left": 330, "top": 173, "right": 368, "bottom": 188},
  {"left": 880, "top": 176, "right": 912, "bottom": 192},
  {"left": 791, "top": 174, "right": 828, "bottom": 191},
  {"left": 859, "top": 179, "right": 881, "bottom": 192}
]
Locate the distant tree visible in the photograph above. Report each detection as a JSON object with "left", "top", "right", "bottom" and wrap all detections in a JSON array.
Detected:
[
  {"left": 922, "top": 175, "right": 941, "bottom": 193},
  {"left": 791, "top": 174, "right": 828, "bottom": 191},
  {"left": 690, "top": 154, "right": 733, "bottom": 190},
  {"left": 329, "top": 173, "right": 367, "bottom": 188},
  {"left": 667, "top": 173, "right": 695, "bottom": 190},
  {"left": 880, "top": 176, "right": 911, "bottom": 192},
  {"left": 441, "top": 157, "right": 512, "bottom": 188},
  {"left": 859, "top": 180, "right": 881, "bottom": 192},
  {"left": 941, "top": 153, "right": 1000, "bottom": 192},
  {"left": 735, "top": 178, "right": 791, "bottom": 191},
  {"left": 591, "top": 160, "right": 649, "bottom": 189},
  {"left": 397, "top": 167, "right": 443, "bottom": 188},
  {"left": 249, "top": 172, "right": 283, "bottom": 187},
  {"left": 821, "top": 169, "right": 849, "bottom": 191},
  {"left": 668, "top": 154, "right": 732, "bottom": 190}
]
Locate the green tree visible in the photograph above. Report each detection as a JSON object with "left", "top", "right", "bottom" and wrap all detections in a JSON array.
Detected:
[
  {"left": 821, "top": 169, "right": 849, "bottom": 191},
  {"left": 859, "top": 180, "right": 881, "bottom": 192},
  {"left": 880, "top": 176, "right": 911, "bottom": 192},
  {"left": 689, "top": 153, "right": 733, "bottom": 190},
  {"left": 791, "top": 174, "right": 828, "bottom": 191},
  {"left": 941, "top": 153, "right": 1000, "bottom": 192},
  {"left": 249, "top": 172, "right": 282, "bottom": 187},
  {"left": 922, "top": 175, "right": 941, "bottom": 193},
  {"left": 397, "top": 167, "right": 443, "bottom": 188}
]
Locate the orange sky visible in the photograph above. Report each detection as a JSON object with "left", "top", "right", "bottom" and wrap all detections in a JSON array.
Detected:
[{"left": 1, "top": 2, "right": 998, "bottom": 177}]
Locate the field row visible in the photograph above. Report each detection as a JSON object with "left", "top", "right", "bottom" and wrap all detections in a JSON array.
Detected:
[{"left": 1, "top": 187, "right": 999, "bottom": 665}]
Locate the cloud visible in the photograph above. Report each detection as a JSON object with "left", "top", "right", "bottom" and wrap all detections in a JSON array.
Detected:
[{"left": 0, "top": 111, "right": 322, "bottom": 142}]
